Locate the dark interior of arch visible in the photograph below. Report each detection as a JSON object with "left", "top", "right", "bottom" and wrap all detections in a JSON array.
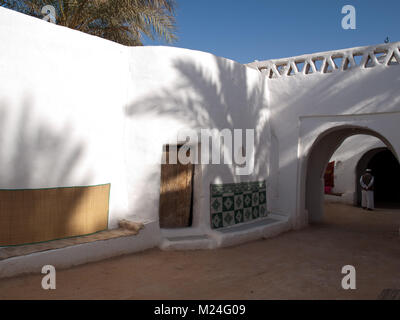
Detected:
[{"left": 367, "top": 149, "right": 400, "bottom": 206}]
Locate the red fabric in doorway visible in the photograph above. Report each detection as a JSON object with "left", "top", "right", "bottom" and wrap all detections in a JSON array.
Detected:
[{"left": 324, "top": 161, "right": 335, "bottom": 193}]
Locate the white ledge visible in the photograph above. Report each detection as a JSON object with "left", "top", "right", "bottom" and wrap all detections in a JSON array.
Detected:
[{"left": 247, "top": 42, "right": 400, "bottom": 79}]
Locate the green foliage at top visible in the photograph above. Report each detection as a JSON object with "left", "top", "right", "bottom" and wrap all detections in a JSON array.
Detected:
[{"left": 0, "top": 0, "right": 177, "bottom": 46}]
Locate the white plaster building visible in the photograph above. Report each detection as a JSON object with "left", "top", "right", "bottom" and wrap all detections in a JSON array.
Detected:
[{"left": 0, "top": 7, "right": 399, "bottom": 277}]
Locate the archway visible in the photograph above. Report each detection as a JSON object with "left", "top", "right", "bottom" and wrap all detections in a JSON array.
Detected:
[{"left": 305, "top": 125, "right": 398, "bottom": 223}]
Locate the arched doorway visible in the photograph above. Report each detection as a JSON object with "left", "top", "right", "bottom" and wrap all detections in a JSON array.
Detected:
[
  {"left": 356, "top": 148, "right": 400, "bottom": 207},
  {"left": 304, "top": 125, "right": 399, "bottom": 223}
]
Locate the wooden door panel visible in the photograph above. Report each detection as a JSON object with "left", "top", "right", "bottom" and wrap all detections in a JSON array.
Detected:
[{"left": 159, "top": 146, "right": 193, "bottom": 228}]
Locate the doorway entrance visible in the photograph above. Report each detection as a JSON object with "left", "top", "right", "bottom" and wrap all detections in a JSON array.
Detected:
[
  {"left": 304, "top": 125, "right": 399, "bottom": 223},
  {"left": 356, "top": 149, "right": 400, "bottom": 207},
  {"left": 159, "top": 145, "right": 194, "bottom": 228}
]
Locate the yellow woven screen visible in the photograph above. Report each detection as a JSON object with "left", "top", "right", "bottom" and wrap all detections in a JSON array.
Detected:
[{"left": 0, "top": 184, "right": 110, "bottom": 246}]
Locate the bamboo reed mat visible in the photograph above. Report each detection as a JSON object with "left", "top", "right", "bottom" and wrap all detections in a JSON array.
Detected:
[{"left": 0, "top": 184, "right": 111, "bottom": 246}]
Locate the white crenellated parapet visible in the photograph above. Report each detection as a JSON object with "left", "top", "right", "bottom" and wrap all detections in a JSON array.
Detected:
[{"left": 247, "top": 42, "right": 400, "bottom": 79}]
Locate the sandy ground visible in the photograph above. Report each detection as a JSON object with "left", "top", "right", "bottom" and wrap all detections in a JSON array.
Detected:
[{"left": 0, "top": 202, "right": 399, "bottom": 300}]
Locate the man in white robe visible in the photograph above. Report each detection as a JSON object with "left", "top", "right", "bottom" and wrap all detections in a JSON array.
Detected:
[{"left": 360, "top": 169, "right": 375, "bottom": 211}]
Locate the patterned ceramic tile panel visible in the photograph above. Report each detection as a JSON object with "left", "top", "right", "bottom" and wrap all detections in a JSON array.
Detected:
[{"left": 210, "top": 181, "right": 267, "bottom": 229}]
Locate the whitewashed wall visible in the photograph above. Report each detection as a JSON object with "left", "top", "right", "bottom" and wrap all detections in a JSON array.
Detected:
[
  {"left": 258, "top": 46, "right": 400, "bottom": 227},
  {"left": 0, "top": 7, "right": 269, "bottom": 240},
  {"left": 124, "top": 46, "right": 270, "bottom": 234},
  {"left": 1, "top": 6, "right": 399, "bottom": 254},
  {"left": 0, "top": 7, "right": 130, "bottom": 229}
]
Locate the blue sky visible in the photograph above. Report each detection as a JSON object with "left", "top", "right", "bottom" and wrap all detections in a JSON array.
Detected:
[{"left": 145, "top": 0, "right": 400, "bottom": 64}]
